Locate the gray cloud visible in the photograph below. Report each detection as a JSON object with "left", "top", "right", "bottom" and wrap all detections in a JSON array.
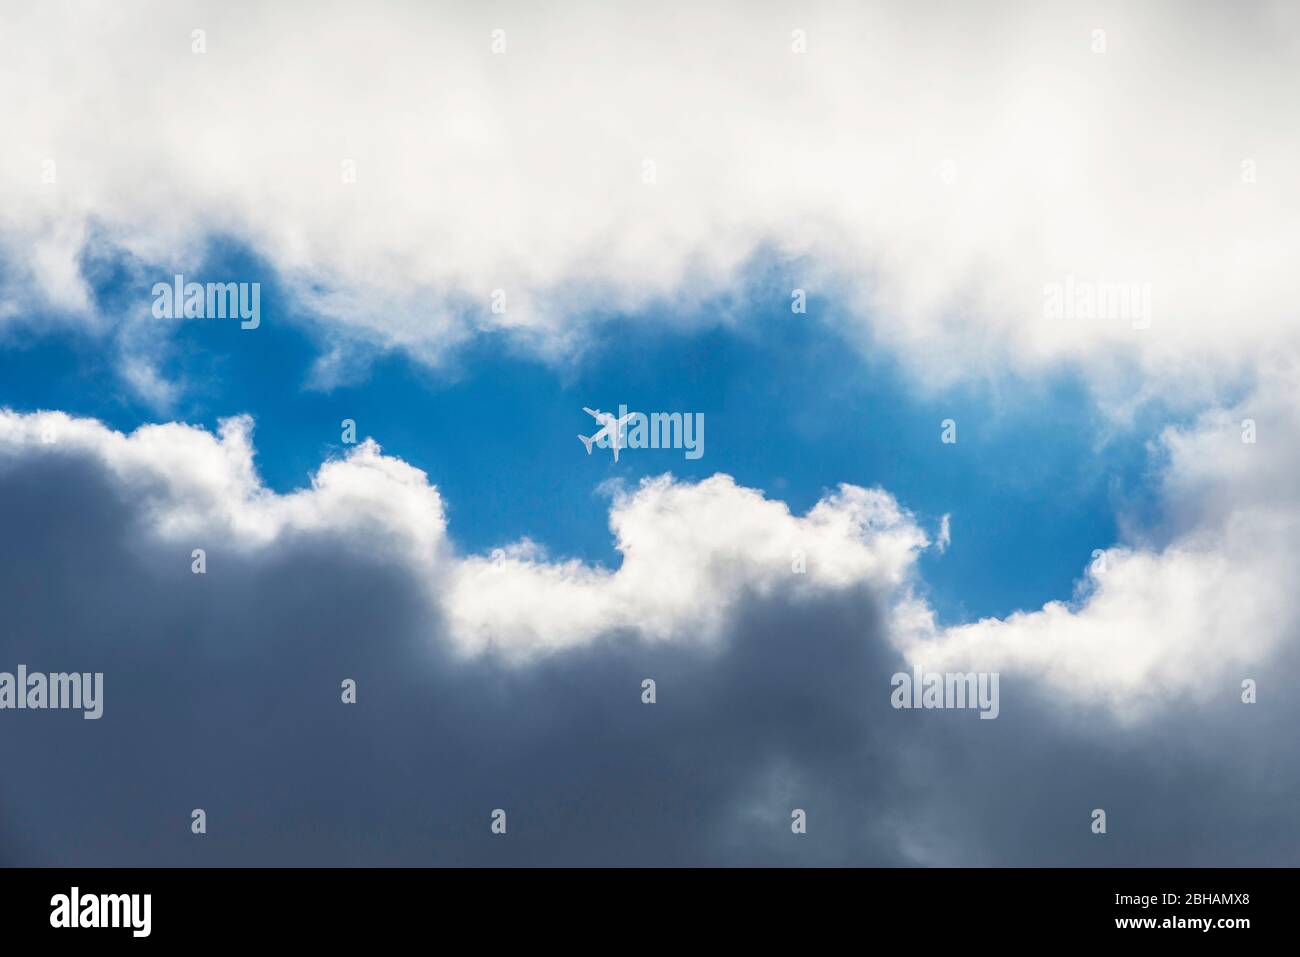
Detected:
[{"left": 1, "top": 441, "right": 1296, "bottom": 866}]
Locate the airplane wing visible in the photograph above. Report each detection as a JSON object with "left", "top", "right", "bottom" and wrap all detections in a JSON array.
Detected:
[{"left": 583, "top": 407, "right": 603, "bottom": 420}]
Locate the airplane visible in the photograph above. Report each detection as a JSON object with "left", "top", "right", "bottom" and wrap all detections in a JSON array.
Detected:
[{"left": 579, "top": 407, "right": 636, "bottom": 462}]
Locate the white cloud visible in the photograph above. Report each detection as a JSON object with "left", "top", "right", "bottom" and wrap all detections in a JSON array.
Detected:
[
  {"left": 120, "top": 356, "right": 183, "bottom": 413},
  {"left": 0, "top": 409, "right": 928, "bottom": 659},
  {"left": 2, "top": 0, "right": 1297, "bottom": 400},
  {"left": 902, "top": 371, "right": 1300, "bottom": 720},
  {"left": 6, "top": 383, "right": 1299, "bottom": 718},
  {"left": 0, "top": 411, "right": 448, "bottom": 568},
  {"left": 447, "top": 474, "right": 927, "bottom": 656}
]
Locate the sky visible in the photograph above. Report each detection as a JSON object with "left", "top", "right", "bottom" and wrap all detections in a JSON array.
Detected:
[{"left": 0, "top": 0, "right": 1298, "bottom": 866}]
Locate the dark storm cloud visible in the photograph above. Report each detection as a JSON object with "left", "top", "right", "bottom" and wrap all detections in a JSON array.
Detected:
[{"left": 0, "top": 447, "right": 1295, "bottom": 865}]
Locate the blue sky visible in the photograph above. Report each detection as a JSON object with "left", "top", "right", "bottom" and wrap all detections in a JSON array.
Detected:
[{"left": 0, "top": 239, "right": 1167, "bottom": 627}]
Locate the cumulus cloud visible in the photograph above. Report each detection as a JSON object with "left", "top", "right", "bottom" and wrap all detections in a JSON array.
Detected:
[
  {"left": 448, "top": 476, "right": 926, "bottom": 656},
  {"left": 7, "top": 396, "right": 1297, "bottom": 716},
  {"left": 0, "top": 410, "right": 926, "bottom": 659},
  {"left": 0, "top": 407, "right": 1296, "bottom": 865},
  {"left": 0, "top": 409, "right": 926, "bottom": 864},
  {"left": 904, "top": 371, "right": 1300, "bottom": 720},
  {"left": 2, "top": 0, "right": 1297, "bottom": 399},
  {"left": 0, "top": 412, "right": 447, "bottom": 567}
]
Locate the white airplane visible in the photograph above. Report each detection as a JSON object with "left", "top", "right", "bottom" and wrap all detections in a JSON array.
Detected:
[{"left": 579, "top": 407, "right": 636, "bottom": 462}]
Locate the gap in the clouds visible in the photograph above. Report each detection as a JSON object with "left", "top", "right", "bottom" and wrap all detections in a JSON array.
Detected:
[{"left": 0, "top": 241, "right": 1187, "bottom": 625}]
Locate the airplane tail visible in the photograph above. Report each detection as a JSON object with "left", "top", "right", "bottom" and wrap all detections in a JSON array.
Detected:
[{"left": 578, "top": 434, "right": 595, "bottom": 455}]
